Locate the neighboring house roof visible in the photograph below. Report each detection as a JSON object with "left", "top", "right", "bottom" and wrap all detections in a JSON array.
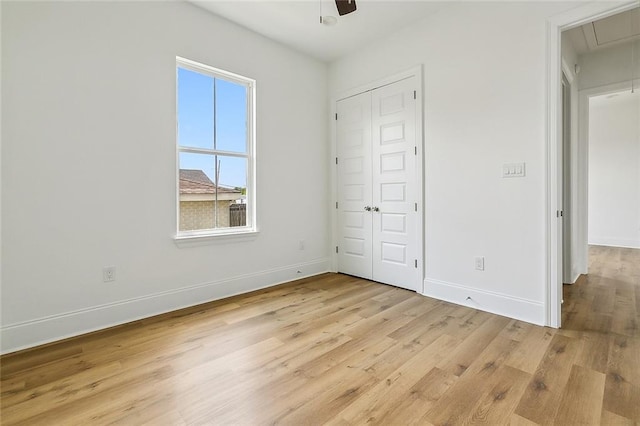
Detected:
[{"left": 179, "top": 169, "right": 242, "bottom": 195}]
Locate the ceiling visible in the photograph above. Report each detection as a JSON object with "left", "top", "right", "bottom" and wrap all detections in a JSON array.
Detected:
[
  {"left": 565, "top": 7, "right": 640, "bottom": 55},
  {"left": 190, "top": 1, "right": 446, "bottom": 62}
]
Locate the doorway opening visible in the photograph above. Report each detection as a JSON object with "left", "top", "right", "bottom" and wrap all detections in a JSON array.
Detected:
[
  {"left": 586, "top": 89, "right": 640, "bottom": 249},
  {"left": 549, "top": 1, "right": 640, "bottom": 328}
]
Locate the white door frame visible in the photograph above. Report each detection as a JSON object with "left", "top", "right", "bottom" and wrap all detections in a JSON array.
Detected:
[
  {"left": 331, "top": 65, "right": 425, "bottom": 291},
  {"left": 545, "top": 1, "right": 639, "bottom": 328}
]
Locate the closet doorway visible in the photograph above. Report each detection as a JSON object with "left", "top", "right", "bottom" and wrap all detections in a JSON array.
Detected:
[{"left": 335, "top": 73, "right": 423, "bottom": 291}]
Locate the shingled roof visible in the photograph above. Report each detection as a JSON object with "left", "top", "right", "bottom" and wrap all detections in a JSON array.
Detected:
[{"left": 179, "top": 169, "right": 242, "bottom": 195}]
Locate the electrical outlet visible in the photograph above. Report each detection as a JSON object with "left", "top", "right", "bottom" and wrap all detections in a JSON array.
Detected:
[
  {"left": 474, "top": 257, "right": 485, "bottom": 271},
  {"left": 103, "top": 266, "right": 116, "bottom": 282}
]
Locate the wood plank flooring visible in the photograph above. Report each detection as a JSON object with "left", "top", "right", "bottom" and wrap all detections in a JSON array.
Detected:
[{"left": 1, "top": 245, "right": 638, "bottom": 425}]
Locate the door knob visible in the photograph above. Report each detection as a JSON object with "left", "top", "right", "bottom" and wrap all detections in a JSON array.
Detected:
[
  {"left": 372, "top": 207, "right": 379, "bottom": 212},
  {"left": 364, "top": 206, "right": 372, "bottom": 211}
]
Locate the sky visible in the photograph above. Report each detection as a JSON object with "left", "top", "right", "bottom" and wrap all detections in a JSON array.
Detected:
[{"left": 177, "top": 67, "right": 248, "bottom": 188}]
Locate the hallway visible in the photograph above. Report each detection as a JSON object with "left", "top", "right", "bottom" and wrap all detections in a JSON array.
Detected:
[{"left": 560, "top": 245, "right": 640, "bottom": 423}]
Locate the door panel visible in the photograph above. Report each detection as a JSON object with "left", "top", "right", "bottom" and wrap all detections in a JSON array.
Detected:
[
  {"left": 336, "top": 77, "right": 418, "bottom": 291},
  {"left": 371, "top": 77, "right": 417, "bottom": 290},
  {"left": 337, "top": 91, "right": 373, "bottom": 279}
]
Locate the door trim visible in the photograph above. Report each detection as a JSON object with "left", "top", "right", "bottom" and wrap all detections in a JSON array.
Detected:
[
  {"left": 331, "top": 65, "right": 425, "bottom": 292},
  {"left": 545, "top": 0, "right": 638, "bottom": 328}
]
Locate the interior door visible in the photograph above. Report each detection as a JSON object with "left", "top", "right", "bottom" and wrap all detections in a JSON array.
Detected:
[
  {"left": 557, "top": 74, "right": 569, "bottom": 315},
  {"left": 371, "top": 77, "right": 418, "bottom": 290},
  {"left": 336, "top": 91, "right": 373, "bottom": 279},
  {"left": 562, "top": 74, "right": 571, "bottom": 285}
]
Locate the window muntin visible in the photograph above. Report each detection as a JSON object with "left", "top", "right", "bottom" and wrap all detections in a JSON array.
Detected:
[{"left": 176, "top": 57, "right": 255, "bottom": 237}]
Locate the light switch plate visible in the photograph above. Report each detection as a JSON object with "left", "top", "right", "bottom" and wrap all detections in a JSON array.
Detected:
[{"left": 502, "top": 162, "right": 525, "bottom": 178}]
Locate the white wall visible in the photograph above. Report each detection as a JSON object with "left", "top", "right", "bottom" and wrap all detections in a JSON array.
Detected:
[
  {"left": 561, "top": 33, "right": 579, "bottom": 75},
  {"left": 575, "top": 39, "right": 640, "bottom": 273},
  {"left": 330, "top": 2, "right": 585, "bottom": 325},
  {"left": 579, "top": 40, "right": 640, "bottom": 91},
  {"left": 588, "top": 91, "right": 640, "bottom": 248},
  {"left": 1, "top": 1, "right": 329, "bottom": 353}
]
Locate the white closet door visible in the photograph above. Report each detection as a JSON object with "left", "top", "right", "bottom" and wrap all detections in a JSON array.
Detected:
[
  {"left": 336, "top": 91, "right": 373, "bottom": 279},
  {"left": 371, "top": 77, "right": 418, "bottom": 290}
]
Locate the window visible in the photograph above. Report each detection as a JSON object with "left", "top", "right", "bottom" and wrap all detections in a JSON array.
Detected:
[{"left": 176, "top": 57, "right": 255, "bottom": 238}]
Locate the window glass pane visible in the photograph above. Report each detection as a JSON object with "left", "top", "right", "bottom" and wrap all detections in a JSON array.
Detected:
[
  {"left": 176, "top": 58, "right": 254, "bottom": 236},
  {"left": 215, "top": 155, "right": 248, "bottom": 228},
  {"left": 215, "top": 78, "right": 247, "bottom": 153},
  {"left": 177, "top": 67, "right": 213, "bottom": 149},
  {"left": 178, "top": 152, "right": 216, "bottom": 231}
]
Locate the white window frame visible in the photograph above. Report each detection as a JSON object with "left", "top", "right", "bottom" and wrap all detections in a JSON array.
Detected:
[{"left": 175, "top": 57, "right": 257, "bottom": 242}]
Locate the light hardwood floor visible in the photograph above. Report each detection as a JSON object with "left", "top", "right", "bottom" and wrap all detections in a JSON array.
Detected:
[{"left": 1, "top": 246, "right": 638, "bottom": 425}]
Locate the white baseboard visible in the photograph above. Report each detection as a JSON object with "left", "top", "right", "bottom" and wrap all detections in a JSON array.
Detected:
[
  {"left": 564, "top": 269, "right": 581, "bottom": 285},
  {"left": 588, "top": 238, "right": 640, "bottom": 250},
  {"left": 422, "top": 278, "right": 545, "bottom": 326},
  {"left": 568, "top": 272, "right": 581, "bottom": 285},
  {"left": 1, "top": 258, "right": 330, "bottom": 355}
]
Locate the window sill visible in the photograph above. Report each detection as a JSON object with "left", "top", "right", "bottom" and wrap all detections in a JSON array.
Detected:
[{"left": 174, "top": 229, "right": 259, "bottom": 248}]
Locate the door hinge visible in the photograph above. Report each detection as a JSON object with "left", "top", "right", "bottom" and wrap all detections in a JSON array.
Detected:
[
  {"left": 413, "top": 90, "right": 417, "bottom": 100},
  {"left": 336, "top": 201, "right": 338, "bottom": 209},
  {"left": 336, "top": 246, "right": 339, "bottom": 253},
  {"left": 335, "top": 113, "right": 338, "bottom": 120},
  {"left": 415, "top": 203, "right": 418, "bottom": 212},
  {"left": 415, "top": 146, "right": 417, "bottom": 155},
  {"left": 336, "top": 157, "right": 338, "bottom": 165},
  {"left": 557, "top": 210, "right": 563, "bottom": 218},
  {"left": 414, "top": 259, "right": 418, "bottom": 268}
]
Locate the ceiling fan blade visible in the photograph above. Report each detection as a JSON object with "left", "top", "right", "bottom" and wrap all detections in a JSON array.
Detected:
[{"left": 335, "top": 0, "right": 357, "bottom": 16}]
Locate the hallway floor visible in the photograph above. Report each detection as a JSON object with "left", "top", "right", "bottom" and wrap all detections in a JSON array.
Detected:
[{"left": 560, "top": 245, "right": 640, "bottom": 423}]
